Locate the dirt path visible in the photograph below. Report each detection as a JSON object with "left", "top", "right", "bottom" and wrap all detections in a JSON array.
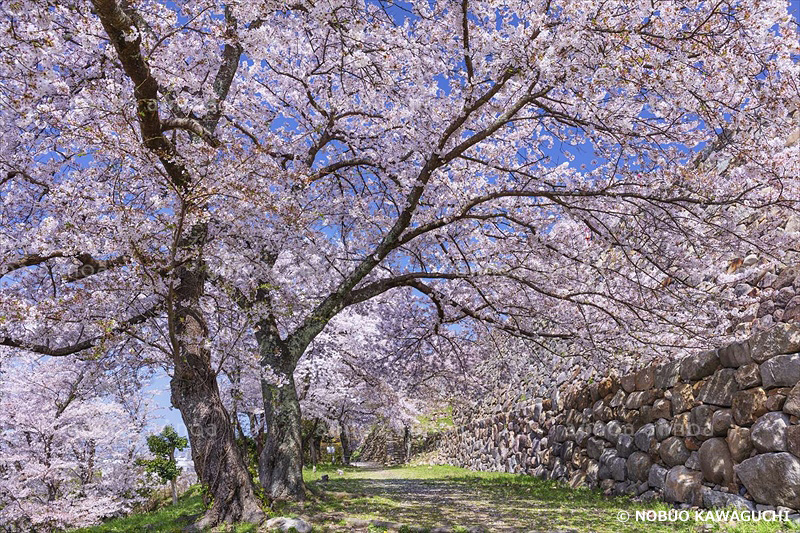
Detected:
[{"left": 295, "top": 465, "right": 604, "bottom": 532}]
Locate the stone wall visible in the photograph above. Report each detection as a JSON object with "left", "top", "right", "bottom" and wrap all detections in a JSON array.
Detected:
[
  {"left": 437, "top": 323, "right": 800, "bottom": 515},
  {"left": 359, "top": 424, "right": 410, "bottom": 466}
]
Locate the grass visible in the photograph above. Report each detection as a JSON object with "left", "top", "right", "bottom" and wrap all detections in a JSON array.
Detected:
[
  {"left": 70, "top": 464, "right": 800, "bottom": 532},
  {"left": 69, "top": 486, "right": 258, "bottom": 533},
  {"left": 295, "top": 464, "right": 800, "bottom": 532}
]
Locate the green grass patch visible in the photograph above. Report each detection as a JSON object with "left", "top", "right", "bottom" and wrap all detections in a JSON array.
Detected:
[
  {"left": 296, "top": 464, "right": 800, "bottom": 533},
  {"left": 68, "top": 486, "right": 258, "bottom": 533},
  {"left": 416, "top": 406, "right": 455, "bottom": 432},
  {"left": 69, "top": 464, "right": 800, "bottom": 532}
]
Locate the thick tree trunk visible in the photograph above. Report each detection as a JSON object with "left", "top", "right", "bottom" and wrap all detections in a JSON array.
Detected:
[
  {"left": 169, "top": 227, "right": 264, "bottom": 528},
  {"left": 258, "top": 372, "right": 305, "bottom": 501},
  {"left": 171, "top": 346, "right": 265, "bottom": 527}
]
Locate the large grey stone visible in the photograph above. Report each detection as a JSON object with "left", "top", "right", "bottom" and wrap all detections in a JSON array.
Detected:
[
  {"left": 635, "top": 367, "right": 655, "bottom": 391},
  {"left": 575, "top": 428, "right": 589, "bottom": 447},
  {"left": 673, "top": 412, "right": 691, "bottom": 438},
  {"left": 664, "top": 465, "right": 703, "bottom": 505},
  {"left": 681, "top": 350, "right": 720, "bottom": 381},
  {"left": 651, "top": 398, "right": 671, "bottom": 420},
  {"left": 698, "top": 438, "right": 736, "bottom": 488},
  {"left": 620, "top": 373, "right": 637, "bottom": 393},
  {"left": 609, "top": 389, "right": 626, "bottom": 408},
  {"left": 734, "top": 363, "right": 762, "bottom": 389},
  {"left": 659, "top": 436, "right": 690, "bottom": 467},
  {"left": 750, "top": 411, "right": 790, "bottom": 452},
  {"left": 697, "top": 369, "right": 738, "bottom": 407},
  {"left": 691, "top": 405, "right": 715, "bottom": 439},
  {"left": 700, "top": 487, "right": 756, "bottom": 511},
  {"left": 748, "top": 323, "right": 800, "bottom": 363},
  {"left": 655, "top": 418, "right": 672, "bottom": 441},
  {"left": 711, "top": 409, "right": 732, "bottom": 437},
  {"left": 785, "top": 383, "right": 800, "bottom": 416},
  {"left": 625, "top": 390, "right": 656, "bottom": 410},
  {"left": 597, "top": 462, "right": 612, "bottom": 480},
  {"left": 735, "top": 452, "right": 800, "bottom": 508},
  {"left": 561, "top": 440, "right": 575, "bottom": 461},
  {"left": 731, "top": 388, "right": 768, "bottom": 425},
  {"left": 788, "top": 425, "right": 800, "bottom": 458},
  {"left": 264, "top": 517, "right": 312, "bottom": 533},
  {"left": 727, "top": 426, "right": 753, "bottom": 463},
  {"left": 627, "top": 451, "right": 652, "bottom": 483},
  {"left": 587, "top": 437, "right": 607, "bottom": 460},
  {"left": 648, "top": 463, "right": 668, "bottom": 489},
  {"left": 553, "top": 424, "right": 568, "bottom": 443},
  {"left": 605, "top": 420, "right": 624, "bottom": 445},
  {"left": 671, "top": 383, "right": 696, "bottom": 415},
  {"left": 634, "top": 424, "right": 655, "bottom": 452},
  {"left": 718, "top": 341, "right": 753, "bottom": 368},
  {"left": 616, "top": 433, "right": 635, "bottom": 458},
  {"left": 609, "top": 456, "right": 627, "bottom": 481},
  {"left": 654, "top": 360, "right": 681, "bottom": 389},
  {"left": 600, "top": 447, "right": 618, "bottom": 465},
  {"left": 785, "top": 296, "right": 800, "bottom": 322},
  {"left": 761, "top": 354, "right": 800, "bottom": 388}
]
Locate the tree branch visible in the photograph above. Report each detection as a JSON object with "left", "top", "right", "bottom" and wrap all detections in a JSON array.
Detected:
[
  {"left": 90, "top": 0, "right": 190, "bottom": 190},
  {"left": 161, "top": 118, "right": 221, "bottom": 148},
  {"left": 0, "top": 305, "right": 161, "bottom": 357}
]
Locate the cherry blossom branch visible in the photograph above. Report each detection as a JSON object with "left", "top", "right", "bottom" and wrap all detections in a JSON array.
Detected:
[
  {"left": 1, "top": 252, "right": 129, "bottom": 281},
  {"left": 1, "top": 170, "right": 50, "bottom": 192},
  {"left": 161, "top": 118, "right": 221, "bottom": 148},
  {"left": 0, "top": 305, "right": 161, "bottom": 357},
  {"left": 90, "top": 0, "right": 190, "bottom": 190},
  {"left": 202, "top": 5, "right": 243, "bottom": 132}
]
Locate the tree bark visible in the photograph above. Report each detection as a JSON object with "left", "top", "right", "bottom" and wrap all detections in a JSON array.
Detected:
[
  {"left": 171, "top": 362, "right": 264, "bottom": 526},
  {"left": 301, "top": 418, "right": 320, "bottom": 467},
  {"left": 170, "top": 479, "right": 178, "bottom": 506},
  {"left": 258, "top": 372, "right": 305, "bottom": 501},
  {"left": 312, "top": 435, "right": 322, "bottom": 466},
  {"left": 59, "top": 3, "right": 264, "bottom": 527},
  {"left": 340, "top": 421, "right": 351, "bottom": 465},
  {"left": 169, "top": 228, "right": 265, "bottom": 527},
  {"left": 403, "top": 425, "right": 412, "bottom": 463}
]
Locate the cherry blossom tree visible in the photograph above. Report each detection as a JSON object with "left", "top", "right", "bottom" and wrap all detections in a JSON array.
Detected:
[
  {"left": 1, "top": 0, "right": 798, "bottom": 526},
  {"left": 0, "top": 357, "right": 150, "bottom": 531},
  {"left": 219, "top": 306, "right": 426, "bottom": 466},
  {"left": 213, "top": 0, "right": 798, "bottom": 500}
]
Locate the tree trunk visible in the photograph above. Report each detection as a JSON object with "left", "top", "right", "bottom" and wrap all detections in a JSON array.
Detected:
[
  {"left": 340, "top": 422, "right": 351, "bottom": 465},
  {"left": 404, "top": 425, "right": 412, "bottom": 463},
  {"left": 170, "top": 479, "right": 178, "bottom": 506},
  {"left": 169, "top": 226, "right": 264, "bottom": 528},
  {"left": 301, "top": 418, "right": 320, "bottom": 467},
  {"left": 258, "top": 372, "right": 305, "bottom": 501},
  {"left": 171, "top": 347, "right": 265, "bottom": 527},
  {"left": 312, "top": 435, "right": 322, "bottom": 465}
]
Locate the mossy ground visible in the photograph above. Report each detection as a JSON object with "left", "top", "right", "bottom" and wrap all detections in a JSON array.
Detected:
[{"left": 72, "top": 464, "right": 800, "bottom": 532}]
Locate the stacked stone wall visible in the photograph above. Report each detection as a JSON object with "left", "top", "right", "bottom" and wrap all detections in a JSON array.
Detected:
[
  {"left": 437, "top": 323, "right": 800, "bottom": 514},
  {"left": 359, "top": 424, "right": 409, "bottom": 466}
]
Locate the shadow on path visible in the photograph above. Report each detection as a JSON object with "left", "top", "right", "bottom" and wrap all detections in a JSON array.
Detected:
[{"left": 294, "top": 466, "right": 669, "bottom": 533}]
